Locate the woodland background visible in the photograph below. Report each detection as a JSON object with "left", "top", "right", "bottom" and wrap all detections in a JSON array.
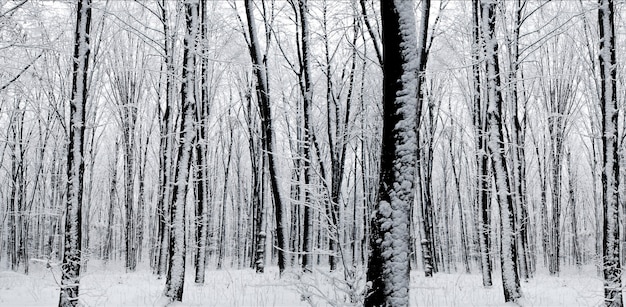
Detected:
[{"left": 0, "top": 0, "right": 623, "bottom": 305}]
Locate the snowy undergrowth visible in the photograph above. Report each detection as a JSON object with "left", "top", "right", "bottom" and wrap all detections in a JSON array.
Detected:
[
  {"left": 0, "top": 261, "right": 606, "bottom": 306},
  {"left": 283, "top": 266, "right": 366, "bottom": 306}
]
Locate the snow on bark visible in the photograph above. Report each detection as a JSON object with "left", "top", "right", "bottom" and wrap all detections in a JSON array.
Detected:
[
  {"left": 163, "top": 0, "right": 199, "bottom": 302},
  {"left": 365, "top": 0, "right": 418, "bottom": 306},
  {"left": 471, "top": 0, "right": 492, "bottom": 288},
  {"left": 480, "top": 0, "right": 521, "bottom": 302},
  {"left": 598, "top": 0, "right": 622, "bottom": 306},
  {"left": 59, "top": 0, "right": 91, "bottom": 306},
  {"left": 244, "top": 0, "right": 289, "bottom": 274}
]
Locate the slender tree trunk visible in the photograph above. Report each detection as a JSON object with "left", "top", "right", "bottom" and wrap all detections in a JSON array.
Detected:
[
  {"left": 567, "top": 151, "right": 581, "bottom": 268},
  {"left": 507, "top": 0, "right": 529, "bottom": 280},
  {"left": 156, "top": 0, "right": 175, "bottom": 278},
  {"left": 481, "top": 0, "right": 521, "bottom": 302},
  {"left": 58, "top": 0, "right": 91, "bottom": 305},
  {"left": 472, "top": 0, "right": 492, "bottom": 288},
  {"left": 450, "top": 124, "right": 470, "bottom": 274},
  {"left": 297, "top": 0, "right": 315, "bottom": 272},
  {"left": 244, "top": 0, "right": 288, "bottom": 274},
  {"left": 243, "top": 78, "right": 266, "bottom": 273},
  {"left": 193, "top": 0, "right": 210, "bottom": 283},
  {"left": 104, "top": 141, "right": 119, "bottom": 262}
]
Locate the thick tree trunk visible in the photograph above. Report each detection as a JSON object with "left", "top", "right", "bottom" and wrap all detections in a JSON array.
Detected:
[
  {"left": 163, "top": 0, "right": 198, "bottom": 301},
  {"left": 598, "top": 0, "right": 622, "bottom": 305},
  {"left": 58, "top": 0, "right": 91, "bottom": 305},
  {"left": 365, "top": 1, "right": 418, "bottom": 305}
]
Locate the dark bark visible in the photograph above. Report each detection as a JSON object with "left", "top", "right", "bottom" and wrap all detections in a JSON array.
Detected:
[
  {"left": 194, "top": 0, "right": 210, "bottom": 284},
  {"left": 506, "top": 0, "right": 529, "bottom": 280},
  {"left": 244, "top": 0, "right": 288, "bottom": 274},
  {"left": 104, "top": 141, "right": 119, "bottom": 262},
  {"left": 155, "top": 0, "right": 174, "bottom": 278},
  {"left": 481, "top": 0, "right": 521, "bottom": 302},
  {"left": 58, "top": 0, "right": 91, "bottom": 305},
  {"left": 598, "top": 0, "right": 622, "bottom": 305},
  {"left": 365, "top": 1, "right": 418, "bottom": 305},
  {"left": 472, "top": 0, "right": 492, "bottom": 287},
  {"left": 297, "top": 0, "right": 315, "bottom": 272},
  {"left": 163, "top": 0, "right": 198, "bottom": 301}
]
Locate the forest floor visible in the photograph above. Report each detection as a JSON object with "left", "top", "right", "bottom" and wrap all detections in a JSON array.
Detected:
[{"left": 0, "top": 260, "right": 605, "bottom": 306}]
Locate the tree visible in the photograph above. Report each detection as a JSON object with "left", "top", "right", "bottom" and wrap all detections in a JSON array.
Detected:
[
  {"left": 163, "top": 0, "right": 199, "bottom": 301},
  {"left": 415, "top": 0, "right": 435, "bottom": 277},
  {"left": 154, "top": 0, "right": 177, "bottom": 278},
  {"left": 243, "top": 0, "right": 289, "bottom": 274},
  {"left": 598, "top": 0, "right": 621, "bottom": 305},
  {"left": 58, "top": 0, "right": 92, "bottom": 305},
  {"left": 295, "top": 0, "right": 316, "bottom": 271},
  {"left": 480, "top": 0, "right": 521, "bottom": 302},
  {"left": 365, "top": 0, "right": 418, "bottom": 305},
  {"left": 193, "top": 0, "right": 211, "bottom": 284},
  {"left": 471, "top": 0, "right": 492, "bottom": 287}
]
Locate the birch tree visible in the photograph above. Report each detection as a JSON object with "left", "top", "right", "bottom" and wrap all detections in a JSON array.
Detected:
[
  {"left": 58, "top": 0, "right": 92, "bottom": 305},
  {"left": 365, "top": 0, "right": 418, "bottom": 305}
]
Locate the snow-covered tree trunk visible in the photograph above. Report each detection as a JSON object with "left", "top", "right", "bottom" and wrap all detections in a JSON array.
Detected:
[
  {"left": 481, "top": 0, "right": 521, "bottom": 302},
  {"left": 58, "top": 0, "right": 91, "bottom": 305},
  {"left": 297, "top": 0, "right": 315, "bottom": 272},
  {"left": 244, "top": 0, "right": 289, "bottom": 274},
  {"left": 193, "top": 0, "right": 210, "bottom": 284},
  {"left": 415, "top": 0, "right": 436, "bottom": 278},
  {"left": 598, "top": 0, "right": 622, "bottom": 305},
  {"left": 365, "top": 0, "right": 418, "bottom": 305},
  {"left": 155, "top": 0, "right": 175, "bottom": 278},
  {"left": 163, "top": 0, "right": 198, "bottom": 302},
  {"left": 471, "top": 0, "right": 492, "bottom": 288},
  {"left": 505, "top": 0, "right": 529, "bottom": 280}
]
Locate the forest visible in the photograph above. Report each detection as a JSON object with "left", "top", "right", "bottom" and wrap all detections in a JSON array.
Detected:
[{"left": 0, "top": 0, "right": 624, "bottom": 306}]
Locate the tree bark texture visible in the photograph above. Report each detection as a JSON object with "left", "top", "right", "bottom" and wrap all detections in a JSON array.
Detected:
[
  {"left": 365, "top": 1, "right": 418, "bottom": 305},
  {"left": 59, "top": 0, "right": 91, "bottom": 305},
  {"left": 598, "top": 0, "right": 622, "bottom": 305}
]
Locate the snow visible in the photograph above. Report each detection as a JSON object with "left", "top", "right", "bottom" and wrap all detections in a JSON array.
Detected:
[{"left": 0, "top": 262, "right": 609, "bottom": 306}]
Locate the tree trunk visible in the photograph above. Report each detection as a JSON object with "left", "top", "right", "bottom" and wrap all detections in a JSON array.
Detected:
[
  {"left": 244, "top": 0, "right": 288, "bottom": 274},
  {"left": 58, "top": 0, "right": 91, "bottom": 305},
  {"left": 365, "top": 1, "right": 418, "bottom": 305},
  {"left": 163, "top": 0, "right": 198, "bottom": 301},
  {"left": 481, "top": 0, "right": 521, "bottom": 302},
  {"left": 155, "top": 0, "right": 175, "bottom": 278},
  {"left": 598, "top": 0, "right": 622, "bottom": 305},
  {"left": 472, "top": 0, "right": 492, "bottom": 287},
  {"left": 194, "top": 0, "right": 210, "bottom": 283},
  {"left": 104, "top": 141, "right": 119, "bottom": 262}
]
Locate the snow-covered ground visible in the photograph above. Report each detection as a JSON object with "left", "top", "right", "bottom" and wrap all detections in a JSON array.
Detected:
[{"left": 0, "top": 261, "right": 605, "bottom": 306}]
